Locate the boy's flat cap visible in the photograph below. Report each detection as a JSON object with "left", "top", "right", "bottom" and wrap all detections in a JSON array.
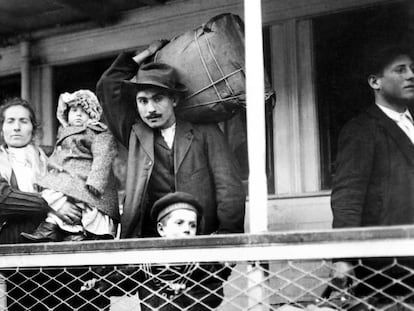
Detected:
[{"left": 151, "top": 191, "right": 203, "bottom": 222}]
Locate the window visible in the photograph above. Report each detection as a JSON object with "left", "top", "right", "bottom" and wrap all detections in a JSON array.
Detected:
[
  {"left": 54, "top": 57, "right": 115, "bottom": 106},
  {"left": 0, "top": 74, "right": 20, "bottom": 145},
  {"left": 0, "top": 74, "right": 20, "bottom": 103},
  {"left": 314, "top": 1, "right": 413, "bottom": 189}
]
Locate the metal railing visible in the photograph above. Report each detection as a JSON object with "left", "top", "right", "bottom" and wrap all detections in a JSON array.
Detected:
[{"left": 1, "top": 226, "right": 414, "bottom": 310}]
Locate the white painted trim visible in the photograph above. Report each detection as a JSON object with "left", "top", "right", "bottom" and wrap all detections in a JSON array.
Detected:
[
  {"left": 245, "top": 0, "right": 268, "bottom": 233},
  {"left": 1, "top": 238, "right": 413, "bottom": 268}
]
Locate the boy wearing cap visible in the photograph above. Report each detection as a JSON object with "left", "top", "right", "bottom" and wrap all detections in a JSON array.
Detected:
[
  {"left": 152, "top": 191, "right": 202, "bottom": 238},
  {"left": 96, "top": 40, "right": 245, "bottom": 240},
  {"left": 82, "top": 192, "right": 231, "bottom": 310}
]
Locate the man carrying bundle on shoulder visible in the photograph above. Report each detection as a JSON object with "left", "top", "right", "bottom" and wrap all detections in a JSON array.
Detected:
[{"left": 96, "top": 40, "right": 246, "bottom": 240}]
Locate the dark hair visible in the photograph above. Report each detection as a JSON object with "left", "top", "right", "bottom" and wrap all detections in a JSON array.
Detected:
[
  {"left": 0, "top": 97, "right": 40, "bottom": 139},
  {"left": 364, "top": 44, "right": 414, "bottom": 77},
  {"left": 136, "top": 86, "right": 182, "bottom": 103},
  {"left": 61, "top": 102, "right": 85, "bottom": 124}
]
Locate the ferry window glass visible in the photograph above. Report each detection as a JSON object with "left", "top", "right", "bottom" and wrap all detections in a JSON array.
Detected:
[
  {"left": 53, "top": 57, "right": 115, "bottom": 130},
  {"left": 314, "top": 1, "right": 413, "bottom": 189},
  {"left": 0, "top": 74, "right": 20, "bottom": 145},
  {"left": 54, "top": 57, "right": 114, "bottom": 102},
  {"left": 0, "top": 74, "right": 20, "bottom": 103}
]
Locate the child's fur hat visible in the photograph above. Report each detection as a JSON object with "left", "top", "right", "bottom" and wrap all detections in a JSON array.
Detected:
[{"left": 56, "top": 90, "right": 104, "bottom": 127}]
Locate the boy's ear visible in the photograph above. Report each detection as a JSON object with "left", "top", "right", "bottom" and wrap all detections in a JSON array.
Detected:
[
  {"left": 172, "top": 95, "right": 178, "bottom": 108},
  {"left": 157, "top": 222, "right": 166, "bottom": 237},
  {"left": 368, "top": 74, "right": 381, "bottom": 90}
]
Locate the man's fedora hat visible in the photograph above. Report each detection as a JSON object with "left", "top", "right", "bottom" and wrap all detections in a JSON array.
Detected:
[{"left": 126, "top": 62, "right": 187, "bottom": 94}]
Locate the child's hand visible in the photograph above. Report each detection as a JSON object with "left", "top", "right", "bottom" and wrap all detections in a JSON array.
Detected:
[
  {"left": 80, "top": 278, "right": 98, "bottom": 292},
  {"left": 55, "top": 201, "right": 82, "bottom": 225}
]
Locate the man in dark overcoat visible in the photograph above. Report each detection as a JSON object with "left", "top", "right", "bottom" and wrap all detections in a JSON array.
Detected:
[
  {"left": 96, "top": 41, "right": 245, "bottom": 239},
  {"left": 331, "top": 45, "right": 414, "bottom": 305}
]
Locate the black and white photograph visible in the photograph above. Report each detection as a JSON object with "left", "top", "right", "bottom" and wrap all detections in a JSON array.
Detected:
[{"left": 0, "top": 0, "right": 413, "bottom": 310}]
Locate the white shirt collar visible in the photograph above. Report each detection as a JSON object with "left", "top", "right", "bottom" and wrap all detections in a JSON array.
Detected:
[
  {"left": 160, "top": 123, "right": 176, "bottom": 149},
  {"left": 376, "top": 104, "right": 413, "bottom": 122}
]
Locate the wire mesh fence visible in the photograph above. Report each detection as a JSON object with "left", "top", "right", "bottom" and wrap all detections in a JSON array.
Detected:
[{"left": 1, "top": 226, "right": 414, "bottom": 310}]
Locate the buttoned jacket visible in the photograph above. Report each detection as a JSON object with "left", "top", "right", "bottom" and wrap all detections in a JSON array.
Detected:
[
  {"left": 37, "top": 125, "right": 119, "bottom": 221},
  {"left": 331, "top": 104, "right": 414, "bottom": 228},
  {"left": 97, "top": 53, "right": 245, "bottom": 238}
]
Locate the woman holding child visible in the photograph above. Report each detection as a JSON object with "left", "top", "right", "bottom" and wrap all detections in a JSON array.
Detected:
[
  {"left": 21, "top": 89, "right": 119, "bottom": 242},
  {"left": 0, "top": 95, "right": 116, "bottom": 310},
  {"left": 0, "top": 97, "right": 81, "bottom": 244},
  {"left": 0, "top": 97, "right": 83, "bottom": 310}
]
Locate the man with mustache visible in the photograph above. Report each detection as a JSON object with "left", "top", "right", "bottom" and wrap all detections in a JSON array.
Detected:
[
  {"left": 331, "top": 45, "right": 414, "bottom": 308},
  {"left": 97, "top": 40, "right": 245, "bottom": 239}
]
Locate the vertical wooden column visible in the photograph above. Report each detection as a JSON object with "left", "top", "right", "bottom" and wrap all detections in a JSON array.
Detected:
[
  {"left": 245, "top": 0, "right": 269, "bottom": 310},
  {"left": 30, "top": 64, "right": 55, "bottom": 147},
  {"left": 20, "top": 41, "right": 30, "bottom": 100},
  {"left": 40, "top": 65, "right": 54, "bottom": 146},
  {"left": 245, "top": 0, "right": 268, "bottom": 234}
]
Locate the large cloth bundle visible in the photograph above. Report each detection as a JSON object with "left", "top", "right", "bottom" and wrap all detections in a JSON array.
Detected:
[{"left": 154, "top": 13, "right": 274, "bottom": 123}]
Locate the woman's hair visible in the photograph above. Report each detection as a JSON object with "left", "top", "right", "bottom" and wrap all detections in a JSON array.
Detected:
[{"left": 0, "top": 97, "right": 40, "bottom": 138}]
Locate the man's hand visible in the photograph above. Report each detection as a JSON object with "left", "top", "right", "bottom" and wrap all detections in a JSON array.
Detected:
[
  {"left": 146, "top": 39, "right": 169, "bottom": 55},
  {"left": 132, "top": 39, "right": 169, "bottom": 64},
  {"left": 55, "top": 201, "right": 82, "bottom": 225}
]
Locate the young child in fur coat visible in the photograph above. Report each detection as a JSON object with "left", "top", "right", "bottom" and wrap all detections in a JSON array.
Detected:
[{"left": 21, "top": 89, "right": 119, "bottom": 242}]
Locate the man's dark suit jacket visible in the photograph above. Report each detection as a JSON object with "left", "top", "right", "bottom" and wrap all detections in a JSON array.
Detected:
[
  {"left": 331, "top": 104, "right": 414, "bottom": 228},
  {"left": 331, "top": 104, "right": 414, "bottom": 298},
  {"left": 97, "top": 53, "right": 246, "bottom": 238}
]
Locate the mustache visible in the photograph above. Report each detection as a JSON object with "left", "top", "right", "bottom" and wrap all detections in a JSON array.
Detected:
[{"left": 146, "top": 112, "right": 162, "bottom": 119}]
